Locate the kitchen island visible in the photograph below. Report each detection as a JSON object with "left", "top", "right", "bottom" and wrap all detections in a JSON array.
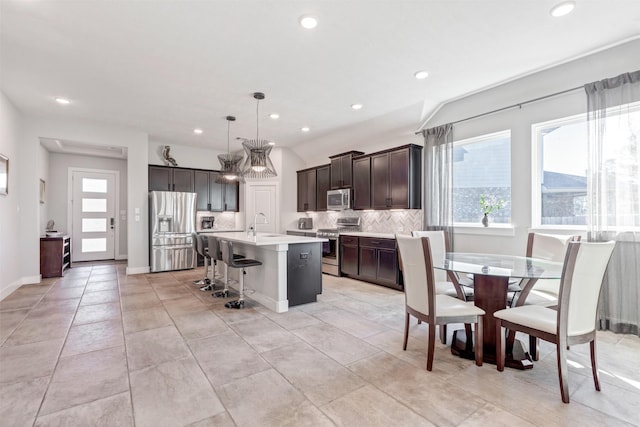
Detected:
[{"left": 210, "top": 231, "right": 327, "bottom": 313}]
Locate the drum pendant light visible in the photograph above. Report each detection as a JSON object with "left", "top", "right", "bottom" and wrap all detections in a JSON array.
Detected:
[
  {"left": 217, "top": 115, "right": 244, "bottom": 182},
  {"left": 241, "top": 92, "right": 277, "bottom": 179}
]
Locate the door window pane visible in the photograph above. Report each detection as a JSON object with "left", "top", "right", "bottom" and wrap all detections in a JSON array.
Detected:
[
  {"left": 82, "top": 178, "right": 107, "bottom": 193},
  {"left": 82, "top": 198, "right": 107, "bottom": 212},
  {"left": 453, "top": 131, "right": 511, "bottom": 224},
  {"left": 82, "top": 238, "right": 106, "bottom": 253},
  {"left": 82, "top": 218, "right": 107, "bottom": 232}
]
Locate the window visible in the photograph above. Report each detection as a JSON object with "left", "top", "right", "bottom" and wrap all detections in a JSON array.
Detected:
[
  {"left": 452, "top": 130, "right": 511, "bottom": 224},
  {"left": 532, "top": 102, "right": 640, "bottom": 229},
  {"left": 532, "top": 114, "right": 588, "bottom": 227}
]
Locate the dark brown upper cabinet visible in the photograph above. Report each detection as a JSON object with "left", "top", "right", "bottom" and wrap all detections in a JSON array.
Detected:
[
  {"left": 329, "top": 151, "right": 364, "bottom": 189},
  {"left": 297, "top": 167, "right": 317, "bottom": 212},
  {"left": 352, "top": 156, "right": 371, "bottom": 210},
  {"left": 315, "top": 164, "right": 331, "bottom": 211},
  {"left": 149, "top": 165, "right": 194, "bottom": 192},
  {"left": 370, "top": 144, "right": 422, "bottom": 210},
  {"left": 194, "top": 170, "right": 239, "bottom": 212}
]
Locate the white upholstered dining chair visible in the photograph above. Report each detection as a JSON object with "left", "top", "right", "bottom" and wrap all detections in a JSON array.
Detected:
[
  {"left": 494, "top": 240, "right": 615, "bottom": 403},
  {"left": 396, "top": 234, "right": 485, "bottom": 371},
  {"left": 411, "top": 230, "right": 473, "bottom": 344},
  {"left": 512, "top": 232, "right": 581, "bottom": 359}
]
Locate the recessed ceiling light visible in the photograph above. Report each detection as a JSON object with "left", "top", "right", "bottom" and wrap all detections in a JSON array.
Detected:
[
  {"left": 414, "top": 70, "right": 429, "bottom": 80},
  {"left": 351, "top": 103, "right": 363, "bottom": 110},
  {"left": 268, "top": 141, "right": 276, "bottom": 146},
  {"left": 550, "top": 1, "right": 575, "bottom": 17},
  {"left": 299, "top": 15, "right": 318, "bottom": 29},
  {"left": 269, "top": 113, "right": 280, "bottom": 119},
  {"left": 55, "top": 97, "right": 71, "bottom": 105},
  {"left": 301, "top": 127, "right": 310, "bottom": 132},
  {"left": 193, "top": 128, "right": 203, "bottom": 135}
]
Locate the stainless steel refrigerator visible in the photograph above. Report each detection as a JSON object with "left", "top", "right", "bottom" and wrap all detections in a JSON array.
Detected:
[{"left": 149, "top": 191, "right": 197, "bottom": 272}]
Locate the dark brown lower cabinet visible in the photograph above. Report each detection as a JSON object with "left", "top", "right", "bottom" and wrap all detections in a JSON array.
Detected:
[
  {"left": 340, "top": 236, "right": 359, "bottom": 276},
  {"left": 339, "top": 235, "right": 402, "bottom": 290}
]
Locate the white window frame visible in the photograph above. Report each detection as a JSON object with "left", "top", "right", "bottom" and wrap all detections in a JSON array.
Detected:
[{"left": 452, "top": 129, "right": 512, "bottom": 228}]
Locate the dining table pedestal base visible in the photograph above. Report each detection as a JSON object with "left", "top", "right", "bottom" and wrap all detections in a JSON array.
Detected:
[{"left": 450, "top": 329, "right": 533, "bottom": 370}]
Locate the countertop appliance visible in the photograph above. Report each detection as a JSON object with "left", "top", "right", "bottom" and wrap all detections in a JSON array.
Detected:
[
  {"left": 327, "top": 188, "right": 351, "bottom": 211},
  {"left": 298, "top": 217, "right": 313, "bottom": 230},
  {"left": 316, "top": 217, "right": 361, "bottom": 276},
  {"left": 201, "top": 216, "right": 215, "bottom": 230},
  {"left": 150, "top": 191, "right": 197, "bottom": 272}
]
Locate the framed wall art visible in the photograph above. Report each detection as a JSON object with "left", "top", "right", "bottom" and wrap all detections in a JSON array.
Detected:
[
  {"left": 40, "top": 179, "right": 46, "bottom": 203},
  {"left": 0, "top": 154, "right": 8, "bottom": 196}
]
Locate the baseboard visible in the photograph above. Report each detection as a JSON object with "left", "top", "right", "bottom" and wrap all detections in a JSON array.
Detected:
[
  {"left": 22, "top": 275, "right": 41, "bottom": 285},
  {"left": 0, "top": 278, "right": 22, "bottom": 302},
  {"left": 126, "top": 266, "right": 150, "bottom": 275},
  {"left": 250, "top": 291, "right": 289, "bottom": 313}
]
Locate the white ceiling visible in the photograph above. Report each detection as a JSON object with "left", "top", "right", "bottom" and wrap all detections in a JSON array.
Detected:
[{"left": 2, "top": 0, "right": 639, "bottom": 160}]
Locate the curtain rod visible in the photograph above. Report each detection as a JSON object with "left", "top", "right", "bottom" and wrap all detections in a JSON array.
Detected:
[{"left": 415, "top": 84, "right": 584, "bottom": 135}]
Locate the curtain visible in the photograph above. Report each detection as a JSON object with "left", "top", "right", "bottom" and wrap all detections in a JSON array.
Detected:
[
  {"left": 422, "top": 124, "right": 454, "bottom": 249},
  {"left": 585, "top": 70, "right": 640, "bottom": 336}
]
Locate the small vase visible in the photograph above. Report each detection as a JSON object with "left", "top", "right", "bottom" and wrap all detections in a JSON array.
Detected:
[{"left": 482, "top": 213, "right": 489, "bottom": 227}]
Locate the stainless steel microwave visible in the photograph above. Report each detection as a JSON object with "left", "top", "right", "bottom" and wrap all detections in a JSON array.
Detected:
[{"left": 327, "top": 189, "right": 351, "bottom": 211}]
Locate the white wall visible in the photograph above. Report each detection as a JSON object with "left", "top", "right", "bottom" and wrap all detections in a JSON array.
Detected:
[
  {"left": 0, "top": 92, "right": 26, "bottom": 298},
  {"left": 47, "top": 152, "right": 128, "bottom": 258},
  {"left": 425, "top": 39, "right": 640, "bottom": 255}
]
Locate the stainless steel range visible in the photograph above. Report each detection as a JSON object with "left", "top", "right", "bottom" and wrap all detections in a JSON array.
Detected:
[{"left": 316, "top": 217, "right": 361, "bottom": 276}]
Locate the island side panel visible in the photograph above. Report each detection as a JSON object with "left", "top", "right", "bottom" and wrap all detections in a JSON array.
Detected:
[{"left": 287, "top": 242, "right": 323, "bottom": 306}]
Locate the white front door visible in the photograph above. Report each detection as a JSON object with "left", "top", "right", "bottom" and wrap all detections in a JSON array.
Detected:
[
  {"left": 71, "top": 170, "right": 117, "bottom": 262},
  {"left": 246, "top": 183, "right": 278, "bottom": 233}
]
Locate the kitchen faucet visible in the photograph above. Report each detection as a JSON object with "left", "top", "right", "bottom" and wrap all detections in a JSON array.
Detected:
[{"left": 248, "top": 212, "right": 267, "bottom": 238}]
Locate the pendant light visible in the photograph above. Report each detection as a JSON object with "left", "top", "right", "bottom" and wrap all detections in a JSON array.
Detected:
[
  {"left": 241, "top": 92, "right": 277, "bottom": 179},
  {"left": 217, "top": 115, "right": 244, "bottom": 183}
]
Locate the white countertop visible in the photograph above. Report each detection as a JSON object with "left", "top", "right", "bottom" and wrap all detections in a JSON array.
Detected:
[
  {"left": 340, "top": 231, "right": 396, "bottom": 239},
  {"left": 211, "top": 231, "right": 327, "bottom": 246},
  {"left": 197, "top": 229, "right": 244, "bottom": 234}
]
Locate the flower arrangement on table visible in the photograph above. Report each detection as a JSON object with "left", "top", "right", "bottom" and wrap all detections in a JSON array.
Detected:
[{"left": 479, "top": 195, "right": 506, "bottom": 226}]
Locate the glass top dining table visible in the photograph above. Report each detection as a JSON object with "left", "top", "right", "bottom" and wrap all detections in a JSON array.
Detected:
[
  {"left": 437, "top": 252, "right": 563, "bottom": 280},
  {"left": 434, "top": 252, "right": 563, "bottom": 369}
]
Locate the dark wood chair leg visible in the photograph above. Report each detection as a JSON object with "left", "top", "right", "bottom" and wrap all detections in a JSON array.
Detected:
[
  {"left": 496, "top": 321, "right": 505, "bottom": 371},
  {"left": 403, "top": 312, "right": 410, "bottom": 351},
  {"left": 557, "top": 341, "right": 570, "bottom": 403},
  {"left": 464, "top": 323, "right": 473, "bottom": 352},
  {"left": 474, "top": 319, "right": 483, "bottom": 366},
  {"left": 506, "top": 329, "right": 516, "bottom": 354},
  {"left": 529, "top": 335, "right": 539, "bottom": 361},
  {"left": 590, "top": 339, "right": 601, "bottom": 391},
  {"left": 426, "top": 323, "right": 436, "bottom": 371},
  {"left": 440, "top": 324, "right": 447, "bottom": 344}
]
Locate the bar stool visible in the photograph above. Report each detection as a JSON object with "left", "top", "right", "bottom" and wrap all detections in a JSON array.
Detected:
[
  {"left": 193, "top": 233, "right": 212, "bottom": 290},
  {"left": 220, "top": 239, "right": 261, "bottom": 309},
  {"left": 207, "top": 235, "right": 243, "bottom": 298}
]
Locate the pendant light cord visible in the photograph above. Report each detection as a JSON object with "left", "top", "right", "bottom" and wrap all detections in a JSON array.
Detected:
[
  {"left": 256, "top": 97, "right": 260, "bottom": 143},
  {"left": 227, "top": 119, "right": 230, "bottom": 154}
]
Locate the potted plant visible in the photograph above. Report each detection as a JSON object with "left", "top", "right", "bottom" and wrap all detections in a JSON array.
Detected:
[{"left": 479, "top": 195, "right": 506, "bottom": 227}]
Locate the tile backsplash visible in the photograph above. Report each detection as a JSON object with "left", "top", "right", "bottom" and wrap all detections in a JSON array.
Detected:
[
  {"left": 196, "top": 211, "right": 239, "bottom": 231},
  {"left": 305, "top": 210, "right": 422, "bottom": 234}
]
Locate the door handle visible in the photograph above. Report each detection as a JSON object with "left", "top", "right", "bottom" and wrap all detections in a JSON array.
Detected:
[{"left": 110, "top": 217, "right": 115, "bottom": 229}]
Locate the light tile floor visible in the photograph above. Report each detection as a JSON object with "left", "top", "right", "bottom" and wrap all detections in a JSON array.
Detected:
[{"left": 1, "top": 263, "right": 639, "bottom": 426}]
